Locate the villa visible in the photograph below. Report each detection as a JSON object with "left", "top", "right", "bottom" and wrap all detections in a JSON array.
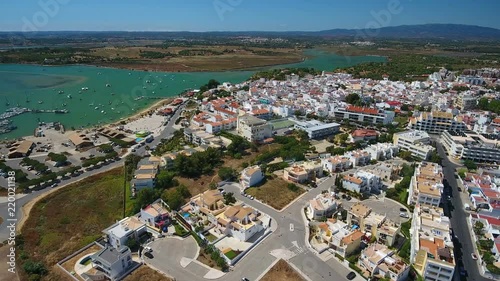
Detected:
[
  {"left": 88, "top": 246, "right": 133, "bottom": 281},
  {"left": 215, "top": 204, "right": 264, "bottom": 242}
]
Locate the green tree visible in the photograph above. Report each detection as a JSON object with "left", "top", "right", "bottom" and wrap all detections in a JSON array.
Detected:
[
  {"left": 398, "top": 151, "right": 413, "bottom": 161},
  {"left": 429, "top": 150, "right": 441, "bottom": 163},
  {"left": 464, "top": 159, "right": 477, "bottom": 170},
  {"left": 345, "top": 93, "right": 361, "bottom": 105},
  {"left": 223, "top": 192, "right": 236, "bottom": 205},
  {"left": 473, "top": 221, "right": 484, "bottom": 236},
  {"left": 156, "top": 170, "right": 177, "bottom": 189},
  {"left": 23, "top": 260, "right": 47, "bottom": 276},
  {"left": 218, "top": 167, "right": 237, "bottom": 181},
  {"left": 162, "top": 189, "right": 183, "bottom": 210}
]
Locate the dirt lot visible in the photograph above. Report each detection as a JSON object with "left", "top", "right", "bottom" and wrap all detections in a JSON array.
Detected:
[
  {"left": 92, "top": 46, "right": 303, "bottom": 72},
  {"left": 245, "top": 176, "right": 305, "bottom": 210},
  {"left": 260, "top": 259, "right": 305, "bottom": 281},
  {"left": 123, "top": 265, "right": 173, "bottom": 281},
  {"left": 19, "top": 168, "right": 124, "bottom": 281}
]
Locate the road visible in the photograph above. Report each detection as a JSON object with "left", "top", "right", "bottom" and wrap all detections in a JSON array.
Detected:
[
  {"left": 0, "top": 101, "right": 186, "bottom": 241},
  {"left": 435, "top": 140, "right": 491, "bottom": 281}
]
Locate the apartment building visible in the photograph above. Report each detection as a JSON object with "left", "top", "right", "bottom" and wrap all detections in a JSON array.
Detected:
[
  {"left": 408, "top": 162, "right": 444, "bottom": 207},
  {"left": 322, "top": 156, "right": 351, "bottom": 173},
  {"left": 365, "top": 143, "right": 399, "bottom": 161},
  {"left": 349, "top": 129, "right": 379, "bottom": 143},
  {"left": 454, "top": 93, "right": 477, "bottom": 110},
  {"left": 393, "top": 130, "right": 436, "bottom": 160},
  {"left": 292, "top": 119, "right": 340, "bottom": 139},
  {"left": 283, "top": 160, "right": 323, "bottom": 183},
  {"left": 237, "top": 114, "right": 273, "bottom": 142},
  {"left": 358, "top": 243, "right": 410, "bottom": 281},
  {"left": 408, "top": 111, "right": 466, "bottom": 134},
  {"left": 441, "top": 130, "right": 500, "bottom": 163},
  {"left": 342, "top": 171, "right": 381, "bottom": 194},
  {"left": 240, "top": 165, "right": 265, "bottom": 188},
  {"left": 410, "top": 205, "right": 455, "bottom": 281},
  {"left": 332, "top": 105, "right": 395, "bottom": 125}
]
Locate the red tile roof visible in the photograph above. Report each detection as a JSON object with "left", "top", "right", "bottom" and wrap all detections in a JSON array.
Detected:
[
  {"left": 351, "top": 129, "right": 379, "bottom": 138},
  {"left": 346, "top": 105, "right": 379, "bottom": 115}
]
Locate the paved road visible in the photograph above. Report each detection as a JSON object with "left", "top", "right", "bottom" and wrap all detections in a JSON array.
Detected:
[{"left": 435, "top": 140, "right": 492, "bottom": 281}]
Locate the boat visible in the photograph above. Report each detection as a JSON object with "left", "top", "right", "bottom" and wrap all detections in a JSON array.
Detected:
[
  {"left": 106, "top": 83, "right": 111, "bottom": 87},
  {"left": 94, "top": 107, "right": 99, "bottom": 110},
  {"left": 58, "top": 90, "right": 64, "bottom": 94},
  {"left": 62, "top": 103, "right": 67, "bottom": 107},
  {"left": 67, "top": 94, "right": 72, "bottom": 99},
  {"left": 111, "top": 93, "right": 115, "bottom": 95},
  {"left": 38, "top": 101, "right": 43, "bottom": 104},
  {"left": 81, "top": 87, "right": 89, "bottom": 91}
]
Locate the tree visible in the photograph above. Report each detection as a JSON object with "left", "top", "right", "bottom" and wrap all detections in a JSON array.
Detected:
[
  {"left": 156, "top": 170, "right": 177, "bottom": 189},
  {"left": 463, "top": 159, "right": 477, "bottom": 170},
  {"left": 473, "top": 221, "right": 484, "bottom": 236},
  {"left": 23, "top": 260, "right": 47, "bottom": 276},
  {"left": 162, "top": 189, "right": 183, "bottom": 210},
  {"left": 132, "top": 189, "right": 159, "bottom": 214},
  {"left": 398, "top": 150, "right": 413, "bottom": 161},
  {"left": 218, "top": 167, "right": 237, "bottom": 181},
  {"left": 335, "top": 133, "right": 349, "bottom": 145},
  {"left": 345, "top": 93, "right": 361, "bottom": 105},
  {"left": 98, "top": 143, "right": 114, "bottom": 153},
  {"left": 400, "top": 104, "right": 410, "bottom": 111},
  {"left": 48, "top": 152, "right": 67, "bottom": 164},
  {"left": 429, "top": 150, "right": 441, "bottom": 164},
  {"left": 223, "top": 192, "right": 236, "bottom": 205}
]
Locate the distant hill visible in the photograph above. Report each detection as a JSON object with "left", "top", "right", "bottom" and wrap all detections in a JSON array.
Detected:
[
  {"left": 314, "top": 24, "right": 500, "bottom": 40},
  {"left": 1, "top": 24, "right": 500, "bottom": 42}
]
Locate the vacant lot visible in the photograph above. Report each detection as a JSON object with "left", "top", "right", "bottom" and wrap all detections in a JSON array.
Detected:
[
  {"left": 261, "top": 259, "right": 305, "bottom": 281},
  {"left": 123, "top": 265, "right": 173, "bottom": 281},
  {"left": 19, "top": 167, "right": 125, "bottom": 281},
  {"left": 246, "top": 177, "right": 305, "bottom": 210},
  {"left": 92, "top": 46, "right": 303, "bottom": 72}
]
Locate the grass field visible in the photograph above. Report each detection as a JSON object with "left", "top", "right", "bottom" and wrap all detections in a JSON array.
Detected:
[
  {"left": 269, "top": 119, "right": 295, "bottom": 130},
  {"left": 260, "top": 259, "right": 305, "bottom": 281},
  {"left": 19, "top": 167, "right": 125, "bottom": 281},
  {"left": 245, "top": 177, "right": 305, "bottom": 210}
]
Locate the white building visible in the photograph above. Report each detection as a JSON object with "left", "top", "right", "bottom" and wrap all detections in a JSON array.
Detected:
[
  {"left": 240, "top": 165, "right": 265, "bottom": 188},
  {"left": 292, "top": 119, "right": 340, "bottom": 139},
  {"left": 364, "top": 143, "right": 399, "bottom": 161},
  {"left": 102, "top": 217, "right": 147, "bottom": 249},
  {"left": 307, "top": 192, "right": 339, "bottom": 220},
  {"left": 322, "top": 156, "right": 351, "bottom": 173},
  {"left": 345, "top": 150, "right": 371, "bottom": 167},
  {"left": 393, "top": 130, "right": 436, "bottom": 160},
  {"left": 407, "top": 162, "right": 444, "bottom": 207},
  {"left": 441, "top": 130, "right": 500, "bottom": 163},
  {"left": 358, "top": 243, "right": 410, "bottom": 281},
  {"left": 237, "top": 114, "right": 273, "bottom": 142},
  {"left": 90, "top": 246, "right": 133, "bottom": 281},
  {"left": 332, "top": 105, "right": 395, "bottom": 125},
  {"left": 342, "top": 171, "right": 381, "bottom": 194},
  {"left": 216, "top": 205, "right": 264, "bottom": 242},
  {"left": 410, "top": 205, "right": 455, "bottom": 281},
  {"left": 408, "top": 111, "right": 466, "bottom": 134}
]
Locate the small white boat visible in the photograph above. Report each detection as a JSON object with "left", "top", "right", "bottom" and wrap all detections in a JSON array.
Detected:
[
  {"left": 94, "top": 106, "right": 99, "bottom": 110},
  {"left": 38, "top": 101, "right": 43, "bottom": 104},
  {"left": 106, "top": 83, "right": 111, "bottom": 87}
]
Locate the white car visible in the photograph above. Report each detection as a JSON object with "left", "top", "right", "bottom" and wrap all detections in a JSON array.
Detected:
[{"left": 399, "top": 212, "right": 409, "bottom": 218}]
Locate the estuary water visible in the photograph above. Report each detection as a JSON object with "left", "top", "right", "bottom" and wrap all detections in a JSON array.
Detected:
[{"left": 0, "top": 49, "right": 386, "bottom": 139}]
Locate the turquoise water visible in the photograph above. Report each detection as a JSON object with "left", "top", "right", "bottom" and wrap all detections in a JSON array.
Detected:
[{"left": 0, "top": 50, "right": 386, "bottom": 139}]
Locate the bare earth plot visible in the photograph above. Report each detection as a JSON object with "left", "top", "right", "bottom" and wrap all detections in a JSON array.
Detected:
[{"left": 260, "top": 259, "right": 306, "bottom": 281}]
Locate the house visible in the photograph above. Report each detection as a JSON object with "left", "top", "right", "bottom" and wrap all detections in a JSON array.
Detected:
[
  {"left": 8, "top": 140, "right": 35, "bottom": 158},
  {"left": 187, "top": 190, "right": 226, "bottom": 224},
  {"left": 322, "top": 156, "right": 351, "bottom": 173},
  {"left": 89, "top": 246, "right": 133, "bottom": 281},
  {"left": 349, "top": 129, "right": 379, "bottom": 143},
  {"left": 130, "top": 162, "right": 160, "bottom": 192},
  {"left": 283, "top": 160, "right": 323, "bottom": 184},
  {"left": 358, "top": 243, "right": 410, "bottom": 281},
  {"left": 332, "top": 228, "right": 364, "bottom": 258},
  {"left": 342, "top": 171, "right": 381, "bottom": 194},
  {"left": 240, "top": 165, "right": 265, "bottom": 188},
  {"left": 102, "top": 217, "right": 146, "bottom": 249},
  {"left": 307, "top": 192, "right": 339, "bottom": 220},
  {"left": 216, "top": 204, "right": 264, "bottom": 242},
  {"left": 139, "top": 200, "right": 171, "bottom": 232},
  {"left": 347, "top": 202, "right": 371, "bottom": 227},
  {"left": 345, "top": 150, "right": 371, "bottom": 167},
  {"left": 377, "top": 220, "right": 401, "bottom": 247},
  {"left": 364, "top": 143, "right": 399, "bottom": 161},
  {"left": 69, "top": 132, "right": 94, "bottom": 149}
]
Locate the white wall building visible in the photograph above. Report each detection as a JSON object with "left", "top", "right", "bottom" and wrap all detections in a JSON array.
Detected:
[
  {"left": 237, "top": 114, "right": 273, "bottom": 142},
  {"left": 441, "top": 130, "right": 500, "bottom": 163},
  {"left": 292, "top": 119, "right": 340, "bottom": 139},
  {"left": 342, "top": 171, "right": 381, "bottom": 194},
  {"left": 408, "top": 111, "right": 466, "bottom": 134},
  {"left": 407, "top": 162, "right": 444, "bottom": 207},
  {"left": 307, "top": 192, "right": 339, "bottom": 220},
  {"left": 240, "top": 165, "right": 265, "bottom": 188},
  {"left": 364, "top": 143, "right": 399, "bottom": 161},
  {"left": 332, "top": 105, "right": 395, "bottom": 125},
  {"left": 393, "top": 130, "right": 436, "bottom": 160}
]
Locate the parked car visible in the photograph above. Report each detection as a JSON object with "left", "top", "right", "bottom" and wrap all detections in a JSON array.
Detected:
[
  {"left": 471, "top": 253, "right": 478, "bottom": 260},
  {"left": 144, "top": 246, "right": 152, "bottom": 253},
  {"left": 144, "top": 252, "right": 153, "bottom": 259},
  {"left": 400, "top": 212, "right": 410, "bottom": 218},
  {"left": 458, "top": 187, "right": 462, "bottom": 192},
  {"left": 400, "top": 208, "right": 406, "bottom": 212},
  {"left": 242, "top": 278, "right": 249, "bottom": 281},
  {"left": 346, "top": 271, "right": 356, "bottom": 280},
  {"left": 346, "top": 195, "right": 352, "bottom": 201}
]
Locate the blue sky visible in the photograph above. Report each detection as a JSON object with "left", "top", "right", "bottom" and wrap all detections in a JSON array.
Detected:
[{"left": 1, "top": 0, "right": 499, "bottom": 31}]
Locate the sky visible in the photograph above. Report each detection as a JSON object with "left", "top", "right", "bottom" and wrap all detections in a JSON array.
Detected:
[{"left": 1, "top": 0, "right": 499, "bottom": 32}]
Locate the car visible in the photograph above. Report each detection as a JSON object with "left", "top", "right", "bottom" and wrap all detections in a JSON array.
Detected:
[
  {"left": 346, "top": 195, "right": 352, "bottom": 201},
  {"left": 144, "top": 246, "right": 152, "bottom": 253},
  {"left": 459, "top": 266, "right": 467, "bottom": 276},
  {"left": 400, "top": 212, "right": 409, "bottom": 218},
  {"left": 471, "top": 253, "right": 478, "bottom": 260},
  {"left": 249, "top": 196, "right": 254, "bottom": 200},
  {"left": 27, "top": 166, "right": 33, "bottom": 171},
  {"left": 144, "top": 252, "right": 154, "bottom": 259},
  {"left": 400, "top": 208, "right": 407, "bottom": 212},
  {"left": 458, "top": 187, "right": 462, "bottom": 192},
  {"left": 131, "top": 148, "right": 136, "bottom": 152},
  {"left": 346, "top": 271, "right": 356, "bottom": 280},
  {"left": 341, "top": 194, "right": 347, "bottom": 199},
  {"left": 241, "top": 278, "right": 250, "bottom": 281},
  {"left": 51, "top": 183, "right": 58, "bottom": 188}
]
